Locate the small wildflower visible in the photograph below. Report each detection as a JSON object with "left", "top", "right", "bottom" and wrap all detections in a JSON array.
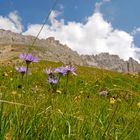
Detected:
[
  {"left": 48, "top": 76, "right": 58, "bottom": 84},
  {"left": 110, "top": 97, "right": 116, "bottom": 104},
  {"left": 65, "top": 65, "right": 77, "bottom": 75},
  {"left": 10, "top": 78, "right": 13, "bottom": 81},
  {"left": 54, "top": 66, "right": 67, "bottom": 75},
  {"left": 56, "top": 89, "right": 62, "bottom": 94},
  {"left": 3, "top": 72, "right": 8, "bottom": 77},
  {"left": 20, "top": 53, "right": 38, "bottom": 64},
  {"left": 16, "top": 66, "right": 27, "bottom": 73},
  {"left": 11, "top": 91, "right": 17, "bottom": 96},
  {"left": 99, "top": 90, "right": 109, "bottom": 97},
  {"left": 15, "top": 66, "right": 27, "bottom": 77},
  {"left": 10, "top": 70, "right": 12, "bottom": 73},
  {"left": 45, "top": 67, "right": 53, "bottom": 75},
  {"left": 5, "top": 73, "right": 8, "bottom": 77},
  {"left": 137, "top": 102, "right": 140, "bottom": 109}
]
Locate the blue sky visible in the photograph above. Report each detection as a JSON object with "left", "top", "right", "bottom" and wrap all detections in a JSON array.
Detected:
[
  {"left": 0, "top": 0, "right": 140, "bottom": 61},
  {"left": 1, "top": 0, "right": 139, "bottom": 32}
]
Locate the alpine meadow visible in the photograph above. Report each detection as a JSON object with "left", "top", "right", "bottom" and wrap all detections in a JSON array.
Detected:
[{"left": 1, "top": 0, "right": 140, "bottom": 140}]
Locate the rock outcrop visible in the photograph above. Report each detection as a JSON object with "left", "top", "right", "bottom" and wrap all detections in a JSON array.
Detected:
[
  {"left": 81, "top": 53, "right": 140, "bottom": 73},
  {"left": 0, "top": 29, "right": 140, "bottom": 73},
  {"left": 0, "top": 29, "right": 84, "bottom": 65}
]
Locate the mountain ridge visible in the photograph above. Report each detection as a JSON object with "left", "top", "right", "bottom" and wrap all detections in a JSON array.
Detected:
[{"left": 0, "top": 29, "right": 140, "bottom": 73}]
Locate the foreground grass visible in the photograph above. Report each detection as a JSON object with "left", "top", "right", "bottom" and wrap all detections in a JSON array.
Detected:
[{"left": 0, "top": 61, "right": 140, "bottom": 140}]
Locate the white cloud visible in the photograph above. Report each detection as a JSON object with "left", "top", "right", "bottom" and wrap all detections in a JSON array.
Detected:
[
  {"left": 95, "top": 0, "right": 111, "bottom": 12},
  {"left": 24, "top": 10, "right": 140, "bottom": 62},
  {"left": 0, "top": 11, "right": 23, "bottom": 33},
  {"left": 49, "top": 10, "right": 64, "bottom": 28},
  {"left": 1, "top": 9, "right": 139, "bottom": 62},
  {"left": 131, "top": 27, "right": 140, "bottom": 36}
]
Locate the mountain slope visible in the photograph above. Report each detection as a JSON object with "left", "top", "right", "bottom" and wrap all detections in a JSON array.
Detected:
[
  {"left": 0, "top": 29, "right": 84, "bottom": 65},
  {"left": 0, "top": 29, "right": 140, "bottom": 73}
]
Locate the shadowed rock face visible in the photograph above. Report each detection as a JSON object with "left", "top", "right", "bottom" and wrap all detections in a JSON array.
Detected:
[{"left": 0, "top": 29, "right": 140, "bottom": 73}]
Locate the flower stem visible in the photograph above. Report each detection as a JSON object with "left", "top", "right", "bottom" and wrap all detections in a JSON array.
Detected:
[
  {"left": 64, "top": 73, "right": 69, "bottom": 94},
  {"left": 102, "top": 104, "right": 118, "bottom": 138}
]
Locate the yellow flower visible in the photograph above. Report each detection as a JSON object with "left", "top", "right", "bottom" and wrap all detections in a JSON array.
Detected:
[
  {"left": 137, "top": 102, "right": 140, "bottom": 109},
  {"left": 80, "top": 90, "right": 83, "bottom": 94},
  {"left": 110, "top": 97, "right": 116, "bottom": 104},
  {"left": 10, "top": 78, "right": 13, "bottom": 81},
  {"left": 11, "top": 91, "right": 17, "bottom": 96},
  {"left": 56, "top": 90, "right": 62, "bottom": 94},
  {"left": 4, "top": 72, "right": 8, "bottom": 77}
]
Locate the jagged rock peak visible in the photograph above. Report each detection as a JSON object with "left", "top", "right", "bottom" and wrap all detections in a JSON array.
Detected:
[{"left": 81, "top": 53, "right": 140, "bottom": 73}]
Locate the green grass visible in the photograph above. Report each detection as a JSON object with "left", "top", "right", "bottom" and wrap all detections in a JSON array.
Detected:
[{"left": 0, "top": 60, "right": 140, "bottom": 140}]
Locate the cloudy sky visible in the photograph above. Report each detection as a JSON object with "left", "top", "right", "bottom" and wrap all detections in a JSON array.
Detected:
[{"left": 0, "top": 0, "right": 140, "bottom": 61}]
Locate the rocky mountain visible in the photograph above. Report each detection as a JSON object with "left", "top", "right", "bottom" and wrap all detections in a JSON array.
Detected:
[
  {"left": 0, "top": 29, "right": 140, "bottom": 73},
  {"left": 81, "top": 53, "right": 140, "bottom": 73},
  {"left": 0, "top": 29, "right": 84, "bottom": 65}
]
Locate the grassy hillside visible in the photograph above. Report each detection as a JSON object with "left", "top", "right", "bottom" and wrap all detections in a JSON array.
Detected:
[{"left": 0, "top": 59, "right": 140, "bottom": 140}]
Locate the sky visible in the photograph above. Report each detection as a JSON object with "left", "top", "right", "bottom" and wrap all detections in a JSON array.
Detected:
[{"left": 0, "top": 0, "right": 140, "bottom": 62}]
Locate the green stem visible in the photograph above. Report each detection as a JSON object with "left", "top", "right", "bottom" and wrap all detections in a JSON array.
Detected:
[
  {"left": 57, "top": 74, "right": 62, "bottom": 89},
  {"left": 102, "top": 104, "right": 118, "bottom": 138},
  {"left": 119, "top": 109, "right": 140, "bottom": 139},
  {"left": 64, "top": 73, "right": 69, "bottom": 94}
]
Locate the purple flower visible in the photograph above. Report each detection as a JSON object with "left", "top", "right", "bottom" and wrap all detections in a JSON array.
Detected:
[
  {"left": 54, "top": 66, "right": 67, "bottom": 75},
  {"left": 20, "top": 53, "right": 38, "bottom": 64},
  {"left": 64, "top": 65, "right": 77, "bottom": 75},
  {"left": 48, "top": 76, "right": 58, "bottom": 84},
  {"left": 16, "top": 66, "right": 27, "bottom": 73},
  {"left": 45, "top": 67, "right": 53, "bottom": 75},
  {"left": 16, "top": 66, "right": 27, "bottom": 77}
]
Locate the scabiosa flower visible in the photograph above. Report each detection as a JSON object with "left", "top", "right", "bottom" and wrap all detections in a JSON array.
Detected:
[
  {"left": 65, "top": 65, "right": 77, "bottom": 75},
  {"left": 54, "top": 66, "right": 67, "bottom": 75},
  {"left": 15, "top": 66, "right": 27, "bottom": 77},
  {"left": 48, "top": 76, "right": 58, "bottom": 84},
  {"left": 20, "top": 53, "right": 38, "bottom": 64}
]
